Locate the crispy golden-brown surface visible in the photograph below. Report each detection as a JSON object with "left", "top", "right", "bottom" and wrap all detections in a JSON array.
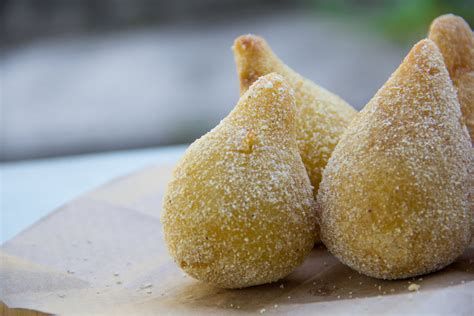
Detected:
[
  {"left": 233, "top": 35, "right": 357, "bottom": 199},
  {"left": 429, "top": 14, "right": 474, "bottom": 142},
  {"left": 317, "top": 39, "right": 473, "bottom": 280},
  {"left": 162, "top": 74, "right": 317, "bottom": 288}
]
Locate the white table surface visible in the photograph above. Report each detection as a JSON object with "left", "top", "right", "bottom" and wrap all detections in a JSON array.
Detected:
[{"left": 0, "top": 145, "right": 186, "bottom": 244}]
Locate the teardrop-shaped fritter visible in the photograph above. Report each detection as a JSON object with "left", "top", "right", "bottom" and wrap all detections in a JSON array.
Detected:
[
  {"left": 318, "top": 39, "right": 472, "bottom": 280},
  {"left": 162, "top": 73, "right": 317, "bottom": 288}
]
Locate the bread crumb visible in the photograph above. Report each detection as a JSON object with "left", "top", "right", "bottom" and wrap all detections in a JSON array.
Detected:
[
  {"left": 408, "top": 283, "right": 420, "bottom": 291},
  {"left": 260, "top": 308, "right": 266, "bottom": 314},
  {"left": 264, "top": 82, "right": 273, "bottom": 89}
]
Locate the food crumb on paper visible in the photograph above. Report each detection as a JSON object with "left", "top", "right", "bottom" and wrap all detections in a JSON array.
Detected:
[
  {"left": 408, "top": 283, "right": 420, "bottom": 291},
  {"left": 259, "top": 308, "right": 266, "bottom": 314}
]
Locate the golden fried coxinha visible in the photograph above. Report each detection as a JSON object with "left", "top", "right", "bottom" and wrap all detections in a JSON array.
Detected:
[
  {"left": 429, "top": 14, "right": 474, "bottom": 142},
  {"left": 233, "top": 34, "right": 357, "bottom": 197},
  {"left": 162, "top": 74, "right": 317, "bottom": 289},
  {"left": 317, "top": 39, "right": 473, "bottom": 280}
]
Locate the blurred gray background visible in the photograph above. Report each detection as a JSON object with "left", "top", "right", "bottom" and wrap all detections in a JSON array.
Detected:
[{"left": 1, "top": 0, "right": 472, "bottom": 161}]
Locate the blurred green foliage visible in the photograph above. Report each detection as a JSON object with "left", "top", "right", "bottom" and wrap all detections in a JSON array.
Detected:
[{"left": 309, "top": 0, "right": 473, "bottom": 42}]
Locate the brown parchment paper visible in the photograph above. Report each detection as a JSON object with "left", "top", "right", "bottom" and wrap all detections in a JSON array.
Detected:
[{"left": 1, "top": 163, "right": 473, "bottom": 315}]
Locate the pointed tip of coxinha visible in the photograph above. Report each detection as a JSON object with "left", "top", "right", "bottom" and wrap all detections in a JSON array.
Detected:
[
  {"left": 428, "top": 14, "right": 474, "bottom": 74},
  {"left": 233, "top": 34, "right": 279, "bottom": 94},
  {"left": 410, "top": 37, "right": 439, "bottom": 56},
  {"left": 401, "top": 38, "right": 447, "bottom": 76},
  {"left": 364, "top": 38, "right": 468, "bottom": 145},
  {"left": 375, "top": 38, "right": 457, "bottom": 111},
  {"left": 233, "top": 34, "right": 267, "bottom": 55},
  {"left": 232, "top": 72, "right": 296, "bottom": 133}
]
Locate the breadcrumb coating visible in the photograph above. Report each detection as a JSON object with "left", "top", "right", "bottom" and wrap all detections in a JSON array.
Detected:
[
  {"left": 162, "top": 73, "right": 317, "bottom": 288},
  {"left": 233, "top": 34, "right": 357, "bottom": 199},
  {"left": 429, "top": 14, "right": 474, "bottom": 142},
  {"left": 317, "top": 39, "right": 473, "bottom": 280}
]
